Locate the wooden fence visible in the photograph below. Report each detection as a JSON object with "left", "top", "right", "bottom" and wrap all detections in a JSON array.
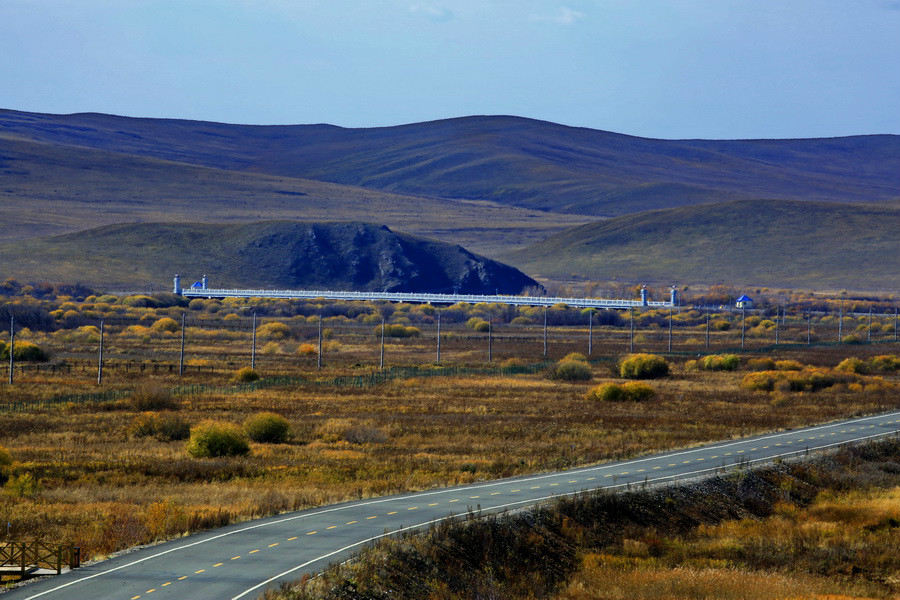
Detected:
[{"left": 0, "top": 541, "right": 80, "bottom": 578}]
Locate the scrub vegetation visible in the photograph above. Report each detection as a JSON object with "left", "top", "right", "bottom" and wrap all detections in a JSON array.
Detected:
[{"left": 0, "top": 283, "right": 898, "bottom": 572}]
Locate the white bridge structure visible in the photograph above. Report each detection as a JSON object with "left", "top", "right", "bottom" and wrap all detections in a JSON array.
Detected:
[{"left": 174, "top": 275, "right": 677, "bottom": 309}]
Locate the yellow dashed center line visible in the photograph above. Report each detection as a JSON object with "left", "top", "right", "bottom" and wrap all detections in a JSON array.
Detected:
[
  {"left": 196, "top": 568, "right": 207, "bottom": 573},
  {"left": 307, "top": 531, "right": 318, "bottom": 534},
  {"left": 490, "top": 492, "right": 501, "bottom": 495},
  {"left": 604, "top": 474, "right": 613, "bottom": 478},
  {"left": 710, "top": 455, "right": 718, "bottom": 459},
  {"left": 549, "top": 483, "right": 559, "bottom": 486},
  {"left": 178, "top": 576, "right": 188, "bottom": 580},
  {"left": 326, "top": 526, "right": 337, "bottom": 530},
  {"left": 531, "top": 485, "right": 541, "bottom": 488},
  {"left": 696, "top": 459, "right": 704, "bottom": 462},
  {"left": 161, "top": 582, "right": 172, "bottom": 587},
  {"left": 668, "top": 463, "right": 677, "bottom": 467},
  {"left": 429, "top": 502, "right": 439, "bottom": 505},
  {"left": 288, "top": 536, "right": 298, "bottom": 540},
  {"left": 249, "top": 549, "right": 260, "bottom": 554},
  {"left": 132, "top": 596, "right": 142, "bottom": 599},
  {"left": 586, "top": 478, "right": 595, "bottom": 481},
  {"left": 146, "top": 591, "right": 156, "bottom": 595},
  {"left": 230, "top": 557, "right": 240, "bottom": 561},
  {"left": 269, "top": 542, "right": 280, "bottom": 546},
  {"left": 449, "top": 499, "right": 459, "bottom": 502},
  {"left": 407, "top": 507, "right": 417, "bottom": 510},
  {"left": 512, "top": 488, "right": 522, "bottom": 491},
  {"left": 387, "top": 511, "right": 398, "bottom": 514},
  {"left": 213, "top": 562, "right": 223, "bottom": 567},
  {"left": 347, "top": 521, "right": 357, "bottom": 524},
  {"left": 652, "top": 466, "right": 661, "bottom": 470},
  {"left": 569, "top": 480, "right": 578, "bottom": 483},
  {"left": 470, "top": 495, "right": 480, "bottom": 498},
  {"left": 366, "top": 516, "right": 377, "bottom": 520}
]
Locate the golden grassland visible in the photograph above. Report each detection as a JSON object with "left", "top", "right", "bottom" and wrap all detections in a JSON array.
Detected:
[{"left": 1, "top": 292, "right": 899, "bottom": 569}]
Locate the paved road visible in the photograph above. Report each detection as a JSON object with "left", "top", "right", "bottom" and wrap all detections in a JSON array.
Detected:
[{"left": 8, "top": 409, "right": 900, "bottom": 600}]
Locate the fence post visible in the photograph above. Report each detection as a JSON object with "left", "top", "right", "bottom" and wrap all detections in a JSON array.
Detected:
[
  {"left": 543, "top": 307, "right": 548, "bottom": 358},
  {"left": 775, "top": 307, "right": 779, "bottom": 345},
  {"left": 838, "top": 299, "right": 844, "bottom": 343},
  {"left": 488, "top": 314, "right": 493, "bottom": 363},
  {"left": 705, "top": 307, "right": 710, "bottom": 349},
  {"left": 588, "top": 309, "right": 593, "bottom": 356},
  {"left": 380, "top": 318, "right": 385, "bottom": 370},
  {"left": 668, "top": 307, "right": 673, "bottom": 352},
  {"left": 867, "top": 308, "right": 872, "bottom": 343},
  {"left": 629, "top": 307, "right": 635, "bottom": 353}
]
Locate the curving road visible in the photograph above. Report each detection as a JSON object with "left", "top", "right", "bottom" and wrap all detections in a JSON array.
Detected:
[{"left": 8, "top": 409, "right": 900, "bottom": 600}]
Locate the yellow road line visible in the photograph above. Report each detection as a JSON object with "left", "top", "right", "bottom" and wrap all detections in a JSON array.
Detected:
[
  {"left": 347, "top": 521, "right": 357, "bottom": 524},
  {"left": 449, "top": 499, "right": 459, "bottom": 502},
  {"left": 213, "top": 562, "right": 223, "bottom": 567},
  {"left": 196, "top": 568, "right": 207, "bottom": 572},
  {"left": 131, "top": 596, "right": 141, "bottom": 599},
  {"left": 326, "top": 526, "right": 337, "bottom": 530},
  {"left": 146, "top": 590, "right": 155, "bottom": 595},
  {"left": 307, "top": 531, "right": 317, "bottom": 534},
  {"left": 288, "top": 536, "right": 298, "bottom": 540},
  {"left": 429, "top": 502, "right": 439, "bottom": 505},
  {"left": 162, "top": 582, "right": 172, "bottom": 587},
  {"left": 269, "top": 542, "right": 280, "bottom": 546},
  {"left": 178, "top": 576, "right": 188, "bottom": 580},
  {"left": 366, "top": 516, "right": 377, "bottom": 520},
  {"left": 387, "top": 511, "right": 398, "bottom": 514},
  {"left": 249, "top": 549, "right": 260, "bottom": 554}
]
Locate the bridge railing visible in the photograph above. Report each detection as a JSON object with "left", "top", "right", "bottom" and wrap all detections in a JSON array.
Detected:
[
  {"left": 181, "top": 288, "right": 673, "bottom": 309},
  {"left": 0, "top": 541, "right": 80, "bottom": 577}
]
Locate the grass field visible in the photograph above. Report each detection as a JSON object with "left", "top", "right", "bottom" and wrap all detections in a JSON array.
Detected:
[{"left": 2, "top": 292, "right": 899, "bottom": 570}]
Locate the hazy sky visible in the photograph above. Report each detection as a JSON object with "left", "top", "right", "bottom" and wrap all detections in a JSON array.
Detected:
[{"left": 2, "top": 0, "right": 898, "bottom": 138}]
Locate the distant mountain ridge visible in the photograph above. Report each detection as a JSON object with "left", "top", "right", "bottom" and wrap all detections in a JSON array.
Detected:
[
  {"left": 0, "top": 221, "right": 540, "bottom": 293},
  {"left": 2, "top": 109, "right": 896, "bottom": 217},
  {"left": 506, "top": 199, "right": 900, "bottom": 291}
]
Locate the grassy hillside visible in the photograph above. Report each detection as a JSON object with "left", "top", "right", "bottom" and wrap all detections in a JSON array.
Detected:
[
  {"left": 0, "top": 133, "right": 588, "bottom": 256},
  {"left": 0, "top": 221, "right": 539, "bottom": 293},
  {"left": 506, "top": 199, "right": 900, "bottom": 291},
  {"left": 2, "top": 109, "right": 897, "bottom": 217}
]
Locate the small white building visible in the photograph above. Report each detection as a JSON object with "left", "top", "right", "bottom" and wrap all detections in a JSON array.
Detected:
[{"left": 735, "top": 294, "right": 754, "bottom": 309}]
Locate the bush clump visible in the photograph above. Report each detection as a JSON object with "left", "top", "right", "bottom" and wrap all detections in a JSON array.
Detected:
[
  {"left": 619, "top": 353, "right": 669, "bottom": 379},
  {"left": 186, "top": 421, "right": 250, "bottom": 458},
  {"left": 747, "top": 357, "right": 776, "bottom": 371},
  {"left": 0, "top": 446, "right": 12, "bottom": 485},
  {"left": 256, "top": 322, "right": 291, "bottom": 339},
  {"left": 373, "top": 324, "right": 421, "bottom": 338},
  {"left": 131, "top": 412, "right": 190, "bottom": 441},
  {"left": 151, "top": 317, "right": 180, "bottom": 333},
  {"left": 129, "top": 385, "right": 177, "bottom": 411},
  {"left": 741, "top": 368, "right": 853, "bottom": 393},
  {"left": 243, "top": 412, "right": 291, "bottom": 443},
  {"left": 232, "top": 367, "right": 260, "bottom": 383},
  {"left": 775, "top": 360, "right": 804, "bottom": 371},
  {"left": 1, "top": 340, "right": 49, "bottom": 362},
  {"left": 546, "top": 359, "right": 592, "bottom": 382},
  {"left": 586, "top": 381, "right": 655, "bottom": 402},
  {"left": 696, "top": 354, "right": 740, "bottom": 371},
  {"left": 315, "top": 418, "right": 388, "bottom": 444}
]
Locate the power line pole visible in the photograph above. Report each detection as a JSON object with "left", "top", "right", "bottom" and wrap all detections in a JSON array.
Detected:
[
  {"left": 629, "top": 307, "right": 635, "bottom": 353},
  {"left": 488, "top": 314, "right": 493, "bottom": 363},
  {"left": 7, "top": 316, "right": 14, "bottom": 385},
  {"left": 867, "top": 307, "right": 872, "bottom": 343},
  {"left": 807, "top": 313, "right": 812, "bottom": 346},
  {"left": 668, "top": 307, "right": 673, "bottom": 352},
  {"left": 380, "top": 317, "right": 385, "bottom": 370},
  {"left": 775, "top": 306, "right": 779, "bottom": 346},
  {"left": 740, "top": 306, "right": 746, "bottom": 349},
  {"left": 705, "top": 307, "right": 710, "bottom": 349},
  {"left": 179, "top": 314, "right": 185, "bottom": 376},
  {"left": 838, "top": 299, "right": 844, "bottom": 343},
  {"left": 587, "top": 309, "right": 593, "bottom": 356},
  {"left": 436, "top": 311, "right": 442, "bottom": 363},
  {"left": 317, "top": 314, "right": 323, "bottom": 370},
  {"left": 97, "top": 320, "right": 105, "bottom": 385},
  {"left": 251, "top": 312, "right": 257, "bottom": 370},
  {"left": 543, "top": 307, "right": 548, "bottom": 358}
]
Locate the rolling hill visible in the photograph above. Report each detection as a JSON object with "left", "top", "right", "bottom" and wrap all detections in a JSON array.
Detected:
[
  {"left": 2, "top": 109, "right": 897, "bottom": 218},
  {"left": 505, "top": 199, "right": 900, "bottom": 292},
  {"left": 0, "top": 221, "right": 540, "bottom": 293}
]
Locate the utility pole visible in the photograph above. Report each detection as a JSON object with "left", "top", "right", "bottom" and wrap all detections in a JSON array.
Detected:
[
  {"left": 97, "top": 320, "right": 105, "bottom": 385},
  {"left": 629, "top": 307, "right": 635, "bottom": 353},
  {"left": 775, "top": 306, "right": 779, "bottom": 346},
  {"left": 380, "top": 317, "right": 385, "bottom": 370},
  {"left": 179, "top": 314, "right": 185, "bottom": 376},
  {"left": 740, "top": 306, "right": 746, "bottom": 349},
  {"left": 705, "top": 307, "right": 710, "bottom": 349},
  {"left": 867, "top": 307, "right": 872, "bottom": 343},
  {"left": 838, "top": 299, "right": 844, "bottom": 343},
  {"left": 807, "top": 313, "right": 812, "bottom": 346},
  {"left": 317, "top": 314, "right": 323, "bottom": 370},
  {"left": 587, "top": 309, "right": 593, "bottom": 356},
  {"left": 668, "top": 307, "right": 673, "bottom": 352},
  {"left": 895, "top": 307, "right": 898, "bottom": 342},
  {"left": 543, "top": 307, "right": 548, "bottom": 358},
  {"left": 436, "top": 311, "right": 442, "bottom": 363},
  {"left": 7, "top": 316, "right": 14, "bottom": 385},
  {"left": 251, "top": 312, "right": 257, "bottom": 370},
  {"left": 488, "top": 314, "right": 493, "bottom": 363}
]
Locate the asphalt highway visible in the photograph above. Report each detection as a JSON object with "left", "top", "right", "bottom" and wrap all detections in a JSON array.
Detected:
[{"left": 8, "top": 409, "right": 900, "bottom": 600}]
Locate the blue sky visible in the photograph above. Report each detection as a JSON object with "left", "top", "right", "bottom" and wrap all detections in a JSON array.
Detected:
[{"left": 1, "top": 0, "right": 898, "bottom": 138}]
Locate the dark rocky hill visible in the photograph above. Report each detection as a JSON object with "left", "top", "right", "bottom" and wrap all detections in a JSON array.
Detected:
[{"left": 0, "top": 221, "right": 540, "bottom": 293}]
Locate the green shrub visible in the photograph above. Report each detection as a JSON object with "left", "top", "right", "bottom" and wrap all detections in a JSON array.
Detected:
[
  {"left": 0, "top": 340, "right": 49, "bottom": 362},
  {"left": 712, "top": 320, "right": 731, "bottom": 331},
  {"left": 129, "top": 385, "right": 177, "bottom": 411},
  {"left": 510, "top": 317, "right": 532, "bottom": 325},
  {"left": 619, "top": 353, "right": 669, "bottom": 379},
  {"left": 232, "top": 367, "right": 260, "bottom": 383},
  {"left": 131, "top": 412, "right": 190, "bottom": 441},
  {"left": 870, "top": 355, "right": 900, "bottom": 372},
  {"left": 562, "top": 352, "right": 588, "bottom": 363},
  {"left": 836, "top": 357, "right": 868, "bottom": 374},
  {"left": 621, "top": 381, "right": 655, "bottom": 401},
  {"left": 373, "top": 324, "right": 421, "bottom": 338},
  {"left": 4, "top": 472, "right": 41, "bottom": 498},
  {"left": 586, "top": 383, "right": 625, "bottom": 402},
  {"left": 243, "top": 412, "right": 291, "bottom": 443},
  {"left": 742, "top": 371, "right": 779, "bottom": 392},
  {"left": 842, "top": 334, "right": 862, "bottom": 345},
  {"left": 547, "top": 359, "right": 592, "bottom": 382},
  {"left": 187, "top": 421, "right": 250, "bottom": 458},
  {"left": 697, "top": 354, "right": 740, "bottom": 371},
  {"left": 0, "top": 446, "right": 12, "bottom": 485}
]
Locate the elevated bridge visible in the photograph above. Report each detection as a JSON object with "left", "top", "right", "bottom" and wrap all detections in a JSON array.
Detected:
[{"left": 175, "top": 276, "right": 677, "bottom": 309}]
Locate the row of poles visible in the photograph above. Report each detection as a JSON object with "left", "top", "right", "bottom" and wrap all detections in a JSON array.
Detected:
[{"left": 6, "top": 305, "right": 900, "bottom": 385}]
